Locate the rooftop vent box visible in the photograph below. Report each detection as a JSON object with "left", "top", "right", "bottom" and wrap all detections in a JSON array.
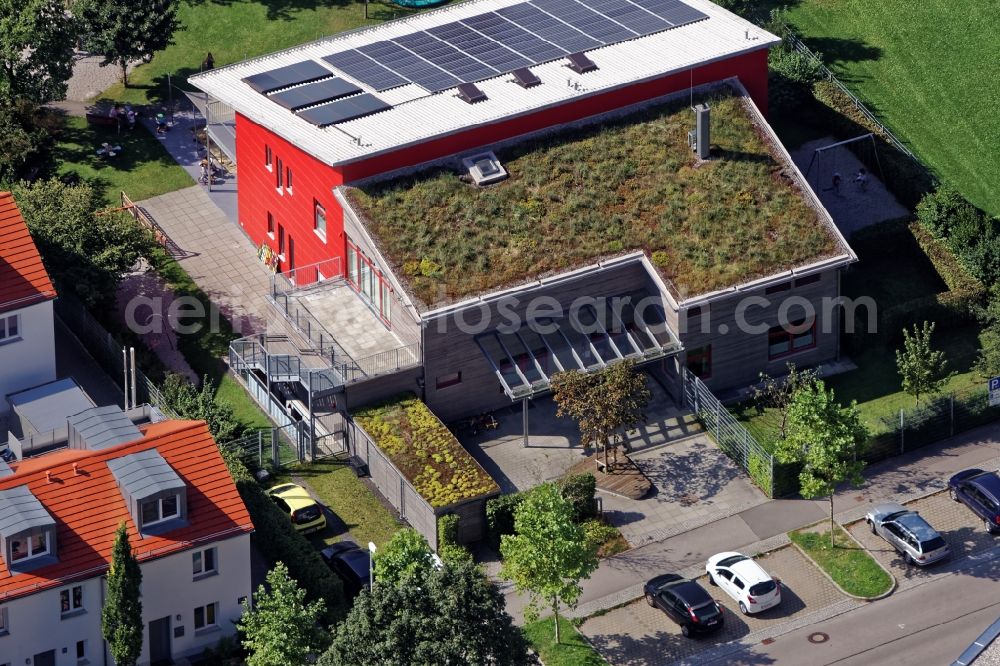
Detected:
[
  {"left": 461, "top": 151, "right": 508, "bottom": 186},
  {"left": 457, "top": 82, "right": 487, "bottom": 104},
  {"left": 512, "top": 67, "right": 541, "bottom": 88},
  {"left": 567, "top": 52, "right": 598, "bottom": 74}
]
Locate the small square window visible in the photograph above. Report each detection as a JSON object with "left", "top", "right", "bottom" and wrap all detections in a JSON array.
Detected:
[
  {"left": 314, "top": 201, "right": 327, "bottom": 239},
  {"left": 0, "top": 314, "right": 20, "bottom": 344},
  {"left": 61, "top": 585, "right": 84, "bottom": 615},
  {"left": 435, "top": 372, "right": 462, "bottom": 389},
  {"left": 162, "top": 495, "right": 179, "bottom": 519},
  {"left": 194, "top": 603, "right": 218, "bottom": 630},
  {"left": 193, "top": 547, "right": 218, "bottom": 576},
  {"left": 141, "top": 500, "right": 159, "bottom": 525}
]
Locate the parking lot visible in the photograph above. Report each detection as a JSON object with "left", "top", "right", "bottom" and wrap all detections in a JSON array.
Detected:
[
  {"left": 579, "top": 545, "right": 847, "bottom": 665},
  {"left": 848, "top": 489, "right": 1000, "bottom": 585}
]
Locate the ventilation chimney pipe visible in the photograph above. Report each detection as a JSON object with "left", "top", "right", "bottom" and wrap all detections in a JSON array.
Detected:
[{"left": 695, "top": 103, "right": 710, "bottom": 160}]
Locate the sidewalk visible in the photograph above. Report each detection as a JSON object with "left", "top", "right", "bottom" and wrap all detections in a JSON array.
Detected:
[{"left": 501, "top": 421, "right": 1000, "bottom": 622}]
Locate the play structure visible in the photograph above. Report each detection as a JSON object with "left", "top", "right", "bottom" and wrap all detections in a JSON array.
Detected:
[
  {"left": 393, "top": 0, "right": 448, "bottom": 6},
  {"left": 803, "top": 133, "right": 885, "bottom": 194}
]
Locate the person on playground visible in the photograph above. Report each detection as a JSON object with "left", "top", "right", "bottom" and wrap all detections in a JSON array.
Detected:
[
  {"left": 832, "top": 171, "right": 842, "bottom": 194},
  {"left": 855, "top": 167, "right": 869, "bottom": 191},
  {"left": 199, "top": 159, "right": 210, "bottom": 185}
]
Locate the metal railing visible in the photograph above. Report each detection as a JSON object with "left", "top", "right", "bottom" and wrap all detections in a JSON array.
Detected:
[
  {"left": 335, "top": 342, "right": 422, "bottom": 383},
  {"left": 683, "top": 368, "right": 776, "bottom": 497}
]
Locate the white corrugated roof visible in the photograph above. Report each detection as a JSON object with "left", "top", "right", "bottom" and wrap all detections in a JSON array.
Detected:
[{"left": 189, "top": 0, "right": 778, "bottom": 167}]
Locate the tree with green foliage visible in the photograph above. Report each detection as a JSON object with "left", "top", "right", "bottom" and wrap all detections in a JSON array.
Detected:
[
  {"left": 896, "top": 321, "right": 949, "bottom": 404},
  {"left": 373, "top": 528, "right": 434, "bottom": 587},
  {"left": 750, "top": 363, "right": 821, "bottom": 439},
  {"left": 160, "top": 373, "right": 240, "bottom": 442},
  {"left": 775, "top": 381, "right": 867, "bottom": 547},
  {"left": 12, "top": 179, "right": 152, "bottom": 308},
  {"left": 0, "top": 0, "right": 75, "bottom": 106},
  {"left": 551, "top": 358, "right": 651, "bottom": 470},
  {"left": 321, "top": 558, "right": 533, "bottom": 666},
  {"left": 239, "top": 562, "right": 328, "bottom": 666},
  {"left": 500, "top": 483, "right": 598, "bottom": 643},
  {"left": 102, "top": 523, "right": 143, "bottom": 666},
  {"left": 73, "top": 0, "right": 180, "bottom": 86}
]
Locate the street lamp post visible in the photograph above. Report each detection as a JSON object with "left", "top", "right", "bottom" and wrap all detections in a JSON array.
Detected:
[{"left": 367, "top": 541, "right": 377, "bottom": 589}]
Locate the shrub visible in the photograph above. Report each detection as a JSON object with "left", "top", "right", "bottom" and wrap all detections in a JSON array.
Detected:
[
  {"left": 769, "top": 47, "right": 824, "bottom": 114},
  {"left": 747, "top": 448, "right": 773, "bottom": 497},
  {"left": 948, "top": 213, "right": 1000, "bottom": 286},
  {"left": 160, "top": 373, "right": 241, "bottom": 442},
  {"left": 486, "top": 492, "right": 525, "bottom": 549},
  {"left": 221, "top": 451, "right": 347, "bottom": 625},
  {"left": 436, "top": 513, "right": 473, "bottom": 564},
  {"left": 581, "top": 519, "right": 629, "bottom": 557},
  {"left": 559, "top": 473, "right": 598, "bottom": 523},
  {"left": 916, "top": 186, "right": 979, "bottom": 238}
]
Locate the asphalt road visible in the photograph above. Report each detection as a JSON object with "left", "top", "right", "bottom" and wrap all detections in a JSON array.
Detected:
[{"left": 720, "top": 553, "right": 1000, "bottom": 666}]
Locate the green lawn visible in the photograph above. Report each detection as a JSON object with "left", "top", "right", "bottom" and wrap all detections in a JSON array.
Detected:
[
  {"left": 784, "top": 0, "right": 1000, "bottom": 217},
  {"left": 523, "top": 616, "right": 607, "bottom": 666},
  {"left": 52, "top": 115, "right": 193, "bottom": 206},
  {"left": 280, "top": 457, "right": 403, "bottom": 549},
  {"left": 789, "top": 525, "right": 892, "bottom": 598},
  {"left": 101, "top": 0, "right": 447, "bottom": 106}
]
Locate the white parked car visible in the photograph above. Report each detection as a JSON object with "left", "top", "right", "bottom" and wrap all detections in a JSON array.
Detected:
[{"left": 706, "top": 552, "right": 781, "bottom": 615}]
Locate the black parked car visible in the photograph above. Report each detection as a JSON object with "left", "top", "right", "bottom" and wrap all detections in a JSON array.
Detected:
[
  {"left": 949, "top": 469, "right": 1000, "bottom": 533},
  {"left": 321, "top": 541, "right": 371, "bottom": 599},
  {"left": 644, "top": 573, "right": 724, "bottom": 638}
]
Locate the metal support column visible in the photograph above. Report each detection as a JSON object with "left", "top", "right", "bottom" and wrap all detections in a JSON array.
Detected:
[{"left": 522, "top": 398, "right": 529, "bottom": 448}]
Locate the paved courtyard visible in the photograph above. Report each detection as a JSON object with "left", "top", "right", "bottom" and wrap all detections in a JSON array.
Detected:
[
  {"left": 580, "top": 545, "right": 847, "bottom": 665},
  {"left": 462, "top": 376, "right": 766, "bottom": 546}
]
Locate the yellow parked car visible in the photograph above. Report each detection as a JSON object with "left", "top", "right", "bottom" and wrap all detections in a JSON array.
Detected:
[{"left": 267, "top": 483, "right": 326, "bottom": 534}]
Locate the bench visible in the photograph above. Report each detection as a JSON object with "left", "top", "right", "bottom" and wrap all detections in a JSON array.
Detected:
[
  {"left": 85, "top": 113, "right": 121, "bottom": 129},
  {"left": 348, "top": 455, "right": 369, "bottom": 478}
]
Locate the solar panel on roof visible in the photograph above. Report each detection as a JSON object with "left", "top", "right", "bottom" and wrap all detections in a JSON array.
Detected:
[
  {"left": 243, "top": 60, "right": 331, "bottom": 94},
  {"left": 359, "top": 40, "right": 461, "bottom": 92},
  {"left": 269, "top": 77, "right": 362, "bottom": 111},
  {"left": 459, "top": 13, "right": 567, "bottom": 63},
  {"left": 322, "top": 51, "right": 409, "bottom": 91},
  {"left": 627, "top": 0, "right": 708, "bottom": 26},
  {"left": 588, "top": 0, "right": 670, "bottom": 34},
  {"left": 394, "top": 32, "right": 498, "bottom": 83},
  {"left": 295, "top": 93, "right": 391, "bottom": 127},
  {"left": 496, "top": 3, "right": 600, "bottom": 53},
  {"left": 530, "top": 0, "right": 637, "bottom": 44},
  {"left": 428, "top": 21, "right": 533, "bottom": 72}
]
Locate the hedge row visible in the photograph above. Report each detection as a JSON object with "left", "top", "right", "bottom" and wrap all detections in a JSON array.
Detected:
[
  {"left": 222, "top": 451, "right": 347, "bottom": 625},
  {"left": 485, "top": 473, "right": 599, "bottom": 548}
]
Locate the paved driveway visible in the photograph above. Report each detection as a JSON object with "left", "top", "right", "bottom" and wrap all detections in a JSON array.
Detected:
[
  {"left": 848, "top": 488, "right": 1000, "bottom": 589},
  {"left": 580, "top": 546, "right": 846, "bottom": 665}
]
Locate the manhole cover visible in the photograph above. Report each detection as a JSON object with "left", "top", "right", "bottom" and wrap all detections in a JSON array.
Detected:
[{"left": 808, "top": 632, "right": 829, "bottom": 644}]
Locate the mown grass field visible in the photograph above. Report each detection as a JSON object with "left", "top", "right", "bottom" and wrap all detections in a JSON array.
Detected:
[
  {"left": 784, "top": 0, "right": 1000, "bottom": 216},
  {"left": 102, "top": 0, "right": 446, "bottom": 106}
]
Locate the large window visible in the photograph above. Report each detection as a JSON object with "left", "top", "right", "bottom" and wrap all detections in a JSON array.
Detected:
[
  {"left": 194, "top": 603, "right": 218, "bottom": 631},
  {"left": 346, "top": 236, "right": 393, "bottom": 325},
  {"left": 140, "top": 494, "right": 180, "bottom": 528},
  {"left": 0, "top": 314, "right": 20, "bottom": 344},
  {"left": 60, "top": 585, "right": 84, "bottom": 616},
  {"left": 314, "top": 201, "right": 327, "bottom": 239},
  {"left": 768, "top": 320, "right": 816, "bottom": 360},
  {"left": 193, "top": 547, "right": 218, "bottom": 577},
  {"left": 9, "top": 527, "right": 49, "bottom": 562},
  {"left": 686, "top": 345, "right": 712, "bottom": 379}
]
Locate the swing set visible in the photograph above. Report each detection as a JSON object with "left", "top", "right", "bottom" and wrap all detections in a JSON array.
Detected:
[{"left": 803, "top": 133, "right": 885, "bottom": 193}]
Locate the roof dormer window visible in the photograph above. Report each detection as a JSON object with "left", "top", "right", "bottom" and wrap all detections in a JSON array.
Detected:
[
  {"left": 107, "top": 449, "right": 187, "bottom": 536},
  {"left": 10, "top": 527, "right": 50, "bottom": 562},
  {"left": 140, "top": 494, "right": 180, "bottom": 528}
]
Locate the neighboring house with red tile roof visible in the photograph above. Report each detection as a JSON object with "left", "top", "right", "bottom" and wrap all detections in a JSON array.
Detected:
[
  {"left": 0, "top": 192, "right": 58, "bottom": 415},
  {"left": 0, "top": 417, "right": 254, "bottom": 666}
]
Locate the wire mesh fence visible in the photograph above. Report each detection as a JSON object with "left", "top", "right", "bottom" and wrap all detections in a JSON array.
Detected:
[{"left": 683, "top": 368, "right": 776, "bottom": 497}]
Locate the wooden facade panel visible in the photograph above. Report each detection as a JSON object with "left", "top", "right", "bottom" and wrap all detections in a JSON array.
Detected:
[
  {"left": 422, "top": 261, "right": 664, "bottom": 421},
  {"left": 679, "top": 270, "right": 841, "bottom": 390}
]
